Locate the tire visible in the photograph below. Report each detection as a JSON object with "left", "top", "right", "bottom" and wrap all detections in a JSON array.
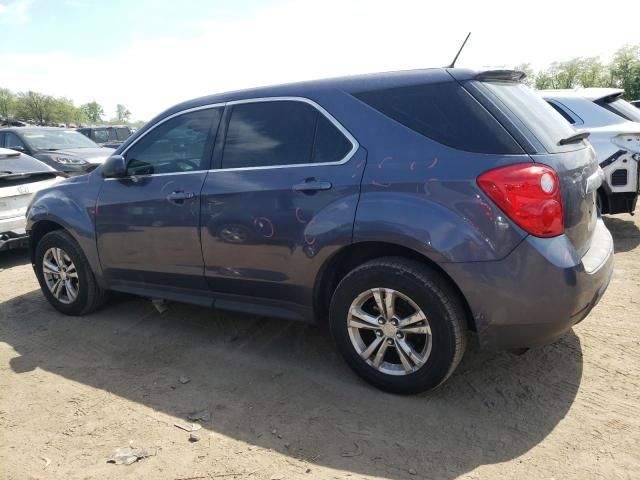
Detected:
[
  {"left": 329, "top": 257, "right": 467, "bottom": 394},
  {"left": 34, "top": 230, "right": 106, "bottom": 315}
]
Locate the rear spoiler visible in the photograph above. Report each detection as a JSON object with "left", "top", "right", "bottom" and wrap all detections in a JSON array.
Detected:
[
  {"left": 474, "top": 70, "right": 526, "bottom": 83},
  {"left": 599, "top": 91, "right": 624, "bottom": 104}
]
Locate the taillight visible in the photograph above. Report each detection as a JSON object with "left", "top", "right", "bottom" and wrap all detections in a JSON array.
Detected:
[{"left": 477, "top": 163, "right": 564, "bottom": 237}]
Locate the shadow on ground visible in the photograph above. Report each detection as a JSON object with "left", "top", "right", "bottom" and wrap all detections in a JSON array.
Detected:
[
  {"left": 604, "top": 215, "right": 640, "bottom": 253},
  {"left": 0, "top": 248, "right": 30, "bottom": 270},
  {"left": 1, "top": 289, "right": 583, "bottom": 480}
]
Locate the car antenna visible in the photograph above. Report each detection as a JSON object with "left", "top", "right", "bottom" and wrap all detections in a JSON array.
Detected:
[{"left": 446, "top": 32, "right": 471, "bottom": 68}]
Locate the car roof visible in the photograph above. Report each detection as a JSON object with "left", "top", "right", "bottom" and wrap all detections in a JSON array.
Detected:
[
  {"left": 2, "top": 126, "right": 79, "bottom": 134},
  {"left": 161, "top": 67, "right": 485, "bottom": 116},
  {"left": 539, "top": 87, "right": 624, "bottom": 102}
]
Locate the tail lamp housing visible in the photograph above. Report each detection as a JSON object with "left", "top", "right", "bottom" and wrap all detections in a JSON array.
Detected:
[{"left": 477, "top": 163, "right": 564, "bottom": 237}]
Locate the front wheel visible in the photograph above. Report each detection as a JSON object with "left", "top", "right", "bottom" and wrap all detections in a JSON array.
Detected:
[
  {"left": 34, "top": 230, "right": 106, "bottom": 315},
  {"left": 329, "top": 257, "right": 467, "bottom": 394}
]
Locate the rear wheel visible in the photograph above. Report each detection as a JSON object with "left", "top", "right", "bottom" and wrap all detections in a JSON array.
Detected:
[
  {"left": 329, "top": 257, "right": 466, "bottom": 394},
  {"left": 34, "top": 230, "right": 106, "bottom": 315}
]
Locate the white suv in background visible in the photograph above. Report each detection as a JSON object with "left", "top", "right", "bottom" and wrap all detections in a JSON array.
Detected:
[{"left": 540, "top": 88, "right": 640, "bottom": 215}]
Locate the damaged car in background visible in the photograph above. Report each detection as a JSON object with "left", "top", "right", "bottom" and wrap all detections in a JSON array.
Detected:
[
  {"left": 541, "top": 88, "right": 640, "bottom": 215},
  {"left": 0, "top": 148, "right": 62, "bottom": 251}
]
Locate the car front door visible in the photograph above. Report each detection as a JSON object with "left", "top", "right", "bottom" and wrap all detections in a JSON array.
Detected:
[
  {"left": 200, "top": 98, "right": 366, "bottom": 317},
  {"left": 96, "top": 106, "right": 223, "bottom": 298}
]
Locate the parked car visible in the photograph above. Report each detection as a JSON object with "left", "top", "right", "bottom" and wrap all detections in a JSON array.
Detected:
[
  {"left": 540, "top": 88, "right": 640, "bottom": 214},
  {"left": 77, "top": 125, "right": 133, "bottom": 149},
  {"left": 0, "top": 127, "right": 115, "bottom": 175},
  {"left": 1, "top": 148, "right": 62, "bottom": 251},
  {"left": 26, "top": 68, "right": 613, "bottom": 393}
]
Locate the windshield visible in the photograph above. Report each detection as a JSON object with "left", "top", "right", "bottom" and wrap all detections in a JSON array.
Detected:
[
  {"left": 599, "top": 97, "right": 640, "bottom": 122},
  {"left": 23, "top": 129, "right": 98, "bottom": 150}
]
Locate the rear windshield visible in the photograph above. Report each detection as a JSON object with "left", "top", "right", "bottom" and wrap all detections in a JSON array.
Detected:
[
  {"left": 597, "top": 97, "right": 640, "bottom": 122},
  {"left": 353, "top": 82, "right": 522, "bottom": 154},
  {"left": 475, "top": 81, "right": 582, "bottom": 153}
]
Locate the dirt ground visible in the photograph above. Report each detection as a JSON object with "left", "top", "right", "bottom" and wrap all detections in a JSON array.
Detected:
[{"left": 1, "top": 212, "right": 638, "bottom": 480}]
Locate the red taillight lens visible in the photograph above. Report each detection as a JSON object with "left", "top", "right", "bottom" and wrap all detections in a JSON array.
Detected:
[{"left": 477, "top": 163, "right": 564, "bottom": 237}]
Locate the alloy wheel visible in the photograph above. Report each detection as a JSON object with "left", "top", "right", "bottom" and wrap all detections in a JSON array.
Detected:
[
  {"left": 42, "top": 247, "right": 79, "bottom": 304},
  {"left": 347, "top": 288, "right": 432, "bottom": 376}
]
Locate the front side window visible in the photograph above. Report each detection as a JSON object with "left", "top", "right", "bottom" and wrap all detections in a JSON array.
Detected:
[
  {"left": 222, "top": 100, "right": 352, "bottom": 169},
  {"left": 125, "top": 108, "right": 222, "bottom": 176}
]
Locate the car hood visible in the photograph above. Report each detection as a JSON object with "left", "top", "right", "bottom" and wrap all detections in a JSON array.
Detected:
[
  {"left": 0, "top": 148, "right": 57, "bottom": 174},
  {"left": 37, "top": 147, "right": 115, "bottom": 164}
]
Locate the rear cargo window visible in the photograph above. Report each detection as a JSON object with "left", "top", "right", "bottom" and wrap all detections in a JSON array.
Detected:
[
  {"left": 476, "top": 81, "right": 581, "bottom": 153},
  {"left": 353, "top": 82, "right": 522, "bottom": 154}
]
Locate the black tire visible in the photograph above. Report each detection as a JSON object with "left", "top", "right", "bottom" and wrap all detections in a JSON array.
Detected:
[
  {"left": 34, "top": 230, "right": 106, "bottom": 315},
  {"left": 329, "top": 257, "right": 467, "bottom": 394}
]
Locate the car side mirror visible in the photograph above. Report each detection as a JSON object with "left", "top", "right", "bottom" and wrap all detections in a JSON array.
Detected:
[
  {"left": 102, "top": 154, "right": 127, "bottom": 178},
  {"left": 9, "top": 146, "right": 25, "bottom": 153}
]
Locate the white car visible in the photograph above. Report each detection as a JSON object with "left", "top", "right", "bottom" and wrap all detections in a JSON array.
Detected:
[
  {"left": 0, "top": 148, "right": 62, "bottom": 252},
  {"left": 540, "top": 88, "right": 640, "bottom": 214}
]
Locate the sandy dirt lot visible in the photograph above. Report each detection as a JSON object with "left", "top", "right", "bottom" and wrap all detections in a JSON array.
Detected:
[{"left": 1, "top": 212, "right": 638, "bottom": 480}]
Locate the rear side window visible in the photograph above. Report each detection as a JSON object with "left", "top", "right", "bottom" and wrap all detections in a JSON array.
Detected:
[
  {"left": 353, "top": 82, "right": 522, "bottom": 154},
  {"left": 222, "top": 100, "right": 353, "bottom": 169},
  {"left": 476, "top": 81, "right": 580, "bottom": 153},
  {"left": 313, "top": 114, "right": 352, "bottom": 164}
]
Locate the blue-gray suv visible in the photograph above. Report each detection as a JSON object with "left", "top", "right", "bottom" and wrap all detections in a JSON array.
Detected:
[{"left": 26, "top": 68, "right": 614, "bottom": 393}]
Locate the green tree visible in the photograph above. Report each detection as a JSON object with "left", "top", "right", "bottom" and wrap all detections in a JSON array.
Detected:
[
  {"left": 0, "top": 88, "right": 16, "bottom": 121},
  {"left": 534, "top": 71, "right": 556, "bottom": 90},
  {"left": 80, "top": 101, "right": 104, "bottom": 123},
  {"left": 514, "top": 63, "right": 535, "bottom": 87},
  {"left": 576, "top": 57, "right": 606, "bottom": 88},
  {"left": 16, "top": 91, "right": 56, "bottom": 125},
  {"left": 116, "top": 104, "right": 131, "bottom": 123},
  {"left": 609, "top": 45, "right": 640, "bottom": 100}
]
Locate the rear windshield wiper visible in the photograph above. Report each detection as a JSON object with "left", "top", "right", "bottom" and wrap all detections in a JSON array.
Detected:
[{"left": 558, "top": 131, "right": 590, "bottom": 146}]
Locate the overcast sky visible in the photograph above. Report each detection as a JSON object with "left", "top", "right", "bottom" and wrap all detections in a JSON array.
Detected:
[{"left": 1, "top": 0, "right": 638, "bottom": 120}]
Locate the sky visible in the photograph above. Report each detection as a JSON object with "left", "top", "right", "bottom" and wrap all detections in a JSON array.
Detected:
[{"left": 1, "top": 0, "right": 638, "bottom": 121}]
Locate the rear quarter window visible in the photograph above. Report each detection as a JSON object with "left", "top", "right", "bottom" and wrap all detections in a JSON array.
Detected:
[{"left": 353, "top": 82, "right": 523, "bottom": 154}]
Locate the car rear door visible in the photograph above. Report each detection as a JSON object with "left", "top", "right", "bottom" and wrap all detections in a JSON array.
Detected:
[
  {"left": 95, "top": 106, "right": 223, "bottom": 297},
  {"left": 200, "top": 98, "right": 365, "bottom": 316}
]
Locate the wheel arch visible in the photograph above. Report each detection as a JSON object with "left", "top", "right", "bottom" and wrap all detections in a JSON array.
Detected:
[
  {"left": 29, "top": 220, "right": 65, "bottom": 264},
  {"left": 313, "top": 241, "right": 474, "bottom": 331}
]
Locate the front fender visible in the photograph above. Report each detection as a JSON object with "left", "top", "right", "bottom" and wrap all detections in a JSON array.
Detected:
[{"left": 27, "top": 174, "right": 103, "bottom": 284}]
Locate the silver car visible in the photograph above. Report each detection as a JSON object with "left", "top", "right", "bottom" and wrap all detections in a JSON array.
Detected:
[
  {"left": 0, "top": 148, "right": 61, "bottom": 251},
  {"left": 540, "top": 88, "right": 640, "bottom": 214}
]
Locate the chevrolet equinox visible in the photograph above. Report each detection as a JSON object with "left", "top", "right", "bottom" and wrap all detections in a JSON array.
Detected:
[{"left": 26, "top": 68, "right": 614, "bottom": 393}]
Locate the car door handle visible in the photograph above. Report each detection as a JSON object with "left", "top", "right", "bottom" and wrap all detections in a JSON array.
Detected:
[
  {"left": 166, "top": 191, "right": 195, "bottom": 203},
  {"left": 292, "top": 178, "right": 333, "bottom": 193}
]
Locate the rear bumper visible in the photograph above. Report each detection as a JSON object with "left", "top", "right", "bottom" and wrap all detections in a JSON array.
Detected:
[
  {"left": 0, "top": 216, "right": 29, "bottom": 252},
  {"left": 443, "top": 218, "right": 614, "bottom": 350}
]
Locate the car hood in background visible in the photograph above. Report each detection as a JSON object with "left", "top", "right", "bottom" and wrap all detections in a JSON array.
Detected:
[
  {"left": 0, "top": 148, "right": 56, "bottom": 174},
  {"left": 36, "top": 147, "right": 115, "bottom": 164}
]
